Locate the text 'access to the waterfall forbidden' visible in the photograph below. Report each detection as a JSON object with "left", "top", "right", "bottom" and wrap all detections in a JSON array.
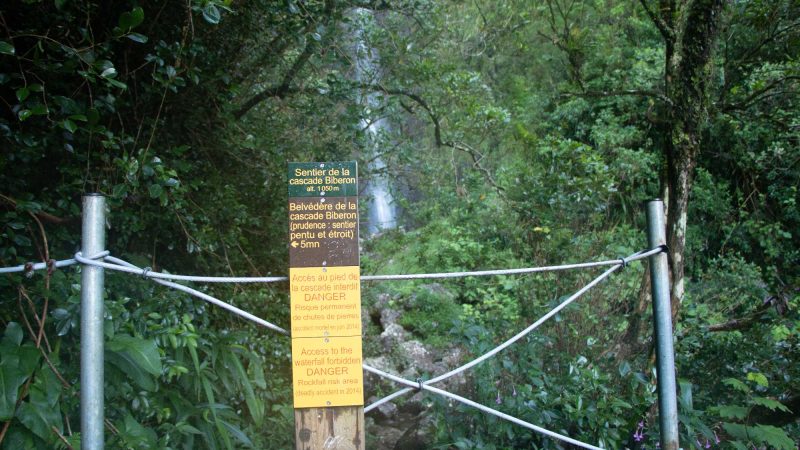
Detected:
[{"left": 288, "top": 161, "right": 363, "bottom": 409}]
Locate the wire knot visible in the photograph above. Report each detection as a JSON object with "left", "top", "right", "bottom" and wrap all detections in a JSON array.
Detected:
[
  {"left": 416, "top": 377, "right": 424, "bottom": 391},
  {"left": 141, "top": 266, "right": 152, "bottom": 279},
  {"left": 618, "top": 256, "right": 628, "bottom": 269}
]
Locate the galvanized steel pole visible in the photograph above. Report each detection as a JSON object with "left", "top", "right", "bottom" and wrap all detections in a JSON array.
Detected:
[
  {"left": 81, "top": 194, "right": 106, "bottom": 450},
  {"left": 645, "top": 199, "right": 679, "bottom": 450}
]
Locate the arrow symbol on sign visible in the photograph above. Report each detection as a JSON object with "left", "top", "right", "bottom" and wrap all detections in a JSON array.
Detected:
[{"left": 291, "top": 241, "right": 299, "bottom": 248}]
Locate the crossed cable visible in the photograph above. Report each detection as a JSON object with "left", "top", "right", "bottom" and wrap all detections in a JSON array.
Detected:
[{"left": 8, "top": 247, "right": 662, "bottom": 450}]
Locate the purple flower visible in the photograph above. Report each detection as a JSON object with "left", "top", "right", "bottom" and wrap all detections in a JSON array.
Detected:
[
  {"left": 705, "top": 438, "right": 711, "bottom": 448},
  {"left": 512, "top": 385, "right": 517, "bottom": 397},
  {"left": 714, "top": 431, "right": 720, "bottom": 444},
  {"left": 633, "top": 421, "right": 645, "bottom": 442},
  {"left": 495, "top": 391, "right": 502, "bottom": 405}
]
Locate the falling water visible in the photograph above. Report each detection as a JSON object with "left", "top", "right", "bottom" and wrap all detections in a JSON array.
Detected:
[{"left": 353, "top": 9, "right": 397, "bottom": 235}]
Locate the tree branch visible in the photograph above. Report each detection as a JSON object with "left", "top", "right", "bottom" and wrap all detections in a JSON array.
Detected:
[
  {"left": 356, "top": 82, "right": 505, "bottom": 194},
  {"left": 0, "top": 194, "right": 76, "bottom": 225},
  {"left": 234, "top": 0, "right": 335, "bottom": 119},
  {"left": 638, "top": 0, "right": 674, "bottom": 42},
  {"left": 356, "top": 83, "right": 443, "bottom": 146},
  {"left": 722, "top": 75, "right": 800, "bottom": 112},
  {"left": 561, "top": 89, "right": 672, "bottom": 105},
  {"left": 707, "top": 301, "right": 771, "bottom": 332}
]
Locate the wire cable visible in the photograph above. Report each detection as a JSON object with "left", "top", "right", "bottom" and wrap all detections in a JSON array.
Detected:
[
  {"left": 65, "top": 246, "right": 664, "bottom": 449},
  {"left": 104, "top": 256, "right": 289, "bottom": 336},
  {"left": 362, "top": 364, "right": 603, "bottom": 450},
  {"left": 425, "top": 264, "right": 620, "bottom": 386},
  {"left": 0, "top": 251, "right": 108, "bottom": 274},
  {"left": 73, "top": 247, "right": 661, "bottom": 284},
  {"left": 74, "top": 252, "right": 288, "bottom": 283}
]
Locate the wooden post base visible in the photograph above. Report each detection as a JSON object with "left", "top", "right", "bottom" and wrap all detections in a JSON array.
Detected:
[{"left": 295, "top": 406, "right": 365, "bottom": 450}]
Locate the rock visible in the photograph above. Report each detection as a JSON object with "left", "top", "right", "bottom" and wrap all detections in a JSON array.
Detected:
[
  {"left": 380, "top": 308, "right": 402, "bottom": 329},
  {"left": 374, "top": 292, "right": 392, "bottom": 310},
  {"left": 374, "top": 400, "right": 398, "bottom": 421},
  {"left": 380, "top": 323, "right": 408, "bottom": 350},
  {"left": 393, "top": 410, "right": 438, "bottom": 450},
  {"left": 399, "top": 340, "right": 437, "bottom": 378},
  {"left": 364, "top": 356, "right": 398, "bottom": 393}
]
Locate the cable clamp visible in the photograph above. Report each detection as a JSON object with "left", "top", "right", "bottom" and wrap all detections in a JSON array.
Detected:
[
  {"left": 416, "top": 377, "right": 425, "bottom": 391},
  {"left": 141, "top": 266, "right": 152, "bottom": 279},
  {"left": 24, "top": 262, "right": 34, "bottom": 278},
  {"left": 618, "top": 256, "right": 628, "bottom": 270},
  {"left": 47, "top": 259, "right": 56, "bottom": 275}
]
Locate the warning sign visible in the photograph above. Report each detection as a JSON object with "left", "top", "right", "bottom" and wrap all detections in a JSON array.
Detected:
[
  {"left": 288, "top": 161, "right": 363, "bottom": 409},
  {"left": 292, "top": 336, "right": 363, "bottom": 408},
  {"left": 290, "top": 266, "right": 361, "bottom": 338}
]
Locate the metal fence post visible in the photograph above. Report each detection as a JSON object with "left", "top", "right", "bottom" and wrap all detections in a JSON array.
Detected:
[
  {"left": 81, "top": 194, "right": 106, "bottom": 450},
  {"left": 645, "top": 199, "right": 679, "bottom": 450}
]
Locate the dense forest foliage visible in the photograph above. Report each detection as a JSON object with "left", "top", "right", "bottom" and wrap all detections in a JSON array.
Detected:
[{"left": 0, "top": 0, "right": 798, "bottom": 448}]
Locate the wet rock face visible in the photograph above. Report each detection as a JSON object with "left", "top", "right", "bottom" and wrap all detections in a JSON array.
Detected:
[{"left": 364, "top": 284, "right": 467, "bottom": 450}]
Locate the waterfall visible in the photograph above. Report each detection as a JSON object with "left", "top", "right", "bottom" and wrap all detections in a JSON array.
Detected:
[{"left": 353, "top": 8, "right": 397, "bottom": 235}]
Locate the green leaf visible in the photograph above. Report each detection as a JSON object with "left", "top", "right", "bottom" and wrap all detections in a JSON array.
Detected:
[
  {"left": 0, "top": 342, "right": 41, "bottom": 420},
  {"left": 202, "top": 4, "right": 221, "bottom": 24},
  {"left": 106, "top": 78, "right": 127, "bottom": 89},
  {"left": 0, "top": 41, "right": 14, "bottom": 55},
  {"left": 100, "top": 67, "right": 117, "bottom": 78},
  {"left": 219, "top": 419, "right": 254, "bottom": 448},
  {"left": 751, "top": 396, "right": 791, "bottom": 413},
  {"left": 106, "top": 334, "right": 162, "bottom": 375},
  {"left": 120, "top": 413, "right": 157, "bottom": 448},
  {"left": 716, "top": 405, "right": 749, "bottom": 420},
  {"left": 723, "top": 377, "right": 751, "bottom": 393},
  {"left": 119, "top": 7, "right": 144, "bottom": 30},
  {"left": 18, "top": 109, "right": 32, "bottom": 121},
  {"left": 226, "top": 351, "right": 264, "bottom": 423},
  {"left": 30, "top": 104, "right": 48, "bottom": 115},
  {"left": 3, "top": 322, "right": 23, "bottom": 347},
  {"left": 62, "top": 119, "right": 77, "bottom": 134},
  {"left": 16, "top": 87, "right": 29, "bottom": 102},
  {"left": 106, "top": 350, "right": 155, "bottom": 391},
  {"left": 13, "top": 234, "right": 31, "bottom": 246},
  {"left": 148, "top": 183, "right": 163, "bottom": 198},
  {"left": 722, "top": 422, "right": 750, "bottom": 441},
  {"left": 126, "top": 32, "right": 148, "bottom": 44},
  {"left": 176, "top": 422, "right": 203, "bottom": 435},
  {"left": 751, "top": 425, "right": 795, "bottom": 450},
  {"left": 15, "top": 369, "right": 62, "bottom": 444},
  {"left": 0, "top": 362, "right": 27, "bottom": 420},
  {"left": 201, "top": 376, "right": 234, "bottom": 449},
  {"left": 130, "top": 7, "right": 145, "bottom": 28},
  {"left": 679, "top": 379, "right": 693, "bottom": 410},
  {"left": 747, "top": 372, "right": 769, "bottom": 388}
]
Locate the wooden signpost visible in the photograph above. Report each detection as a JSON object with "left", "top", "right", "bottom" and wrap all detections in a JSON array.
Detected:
[{"left": 288, "top": 162, "right": 365, "bottom": 450}]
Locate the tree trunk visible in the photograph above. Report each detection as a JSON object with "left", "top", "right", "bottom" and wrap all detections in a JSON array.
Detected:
[{"left": 661, "top": 0, "right": 725, "bottom": 319}]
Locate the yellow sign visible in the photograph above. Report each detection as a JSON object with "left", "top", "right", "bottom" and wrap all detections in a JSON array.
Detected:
[
  {"left": 290, "top": 266, "right": 361, "bottom": 338},
  {"left": 292, "top": 336, "right": 363, "bottom": 408}
]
